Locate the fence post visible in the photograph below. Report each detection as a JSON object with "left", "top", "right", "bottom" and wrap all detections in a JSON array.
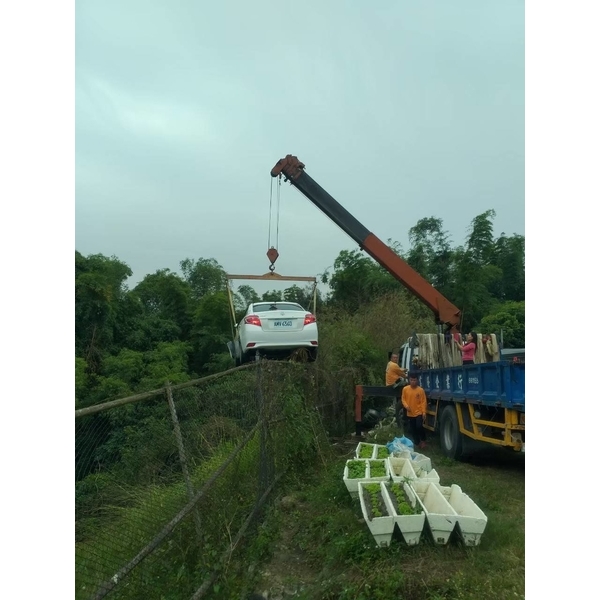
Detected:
[
  {"left": 165, "top": 383, "right": 202, "bottom": 539},
  {"left": 255, "top": 359, "right": 275, "bottom": 502}
]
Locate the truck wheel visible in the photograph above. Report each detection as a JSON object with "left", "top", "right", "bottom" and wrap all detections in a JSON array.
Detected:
[{"left": 440, "top": 405, "right": 464, "bottom": 460}]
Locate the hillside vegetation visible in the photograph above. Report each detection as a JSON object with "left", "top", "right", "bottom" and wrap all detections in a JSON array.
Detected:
[{"left": 76, "top": 209, "right": 524, "bottom": 411}]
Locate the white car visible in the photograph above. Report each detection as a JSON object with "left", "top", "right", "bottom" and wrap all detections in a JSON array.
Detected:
[{"left": 228, "top": 301, "right": 318, "bottom": 364}]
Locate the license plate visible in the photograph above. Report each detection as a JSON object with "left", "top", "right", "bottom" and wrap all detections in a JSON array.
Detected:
[{"left": 274, "top": 320, "right": 293, "bottom": 327}]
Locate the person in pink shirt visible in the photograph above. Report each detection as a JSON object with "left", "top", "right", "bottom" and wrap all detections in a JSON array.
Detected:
[{"left": 455, "top": 331, "right": 477, "bottom": 364}]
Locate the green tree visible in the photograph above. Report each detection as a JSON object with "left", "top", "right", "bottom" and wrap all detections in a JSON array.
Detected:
[
  {"left": 261, "top": 289, "right": 284, "bottom": 302},
  {"left": 139, "top": 341, "right": 192, "bottom": 388},
  {"left": 282, "top": 284, "right": 320, "bottom": 312},
  {"left": 236, "top": 284, "right": 260, "bottom": 308},
  {"left": 324, "top": 249, "right": 397, "bottom": 312},
  {"left": 407, "top": 217, "right": 454, "bottom": 295},
  {"left": 450, "top": 210, "right": 503, "bottom": 331},
  {"left": 133, "top": 269, "right": 192, "bottom": 339},
  {"left": 75, "top": 357, "right": 89, "bottom": 408},
  {"left": 75, "top": 252, "right": 133, "bottom": 371},
  {"left": 180, "top": 258, "right": 227, "bottom": 301},
  {"left": 190, "top": 292, "right": 232, "bottom": 373},
  {"left": 102, "top": 349, "right": 146, "bottom": 389},
  {"left": 491, "top": 233, "right": 525, "bottom": 302},
  {"left": 467, "top": 209, "right": 496, "bottom": 266},
  {"left": 479, "top": 301, "right": 525, "bottom": 347}
]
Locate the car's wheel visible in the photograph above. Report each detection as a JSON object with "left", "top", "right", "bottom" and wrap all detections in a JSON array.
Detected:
[
  {"left": 237, "top": 343, "right": 247, "bottom": 365},
  {"left": 440, "top": 405, "right": 464, "bottom": 460},
  {"left": 308, "top": 347, "right": 318, "bottom": 362}
]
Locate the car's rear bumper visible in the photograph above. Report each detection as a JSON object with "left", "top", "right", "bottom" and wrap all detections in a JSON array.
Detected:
[
  {"left": 246, "top": 341, "right": 318, "bottom": 351},
  {"left": 240, "top": 326, "right": 318, "bottom": 353}
]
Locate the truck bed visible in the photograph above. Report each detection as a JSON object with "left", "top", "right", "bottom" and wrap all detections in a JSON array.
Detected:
[{"left": 417, "top": 361, "right": 524, "bottom": 411}]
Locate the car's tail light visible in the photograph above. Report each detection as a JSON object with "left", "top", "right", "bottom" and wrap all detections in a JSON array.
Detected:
[
  {"left": 304, "top": 314, "right": 316, "bottom": 325},
  {"left": 246, "top": 342, "right": 256, "bottom": 348},
  {"left": 244, "top": 315, "right": 262, "bottom": 326}
]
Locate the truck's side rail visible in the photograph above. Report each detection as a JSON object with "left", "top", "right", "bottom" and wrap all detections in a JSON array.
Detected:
[{"left": 417, "top": 362, "right": 525, "bottom": 409}]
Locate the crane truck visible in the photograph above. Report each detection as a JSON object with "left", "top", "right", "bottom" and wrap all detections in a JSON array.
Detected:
[{"left": 270, "top": 155, "right": 525, "bottom": 460}]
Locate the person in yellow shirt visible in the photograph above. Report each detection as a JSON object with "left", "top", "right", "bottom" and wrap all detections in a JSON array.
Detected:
[
  {"left": 386, "top": 353, "right": 408, "bottom": 428},
  {"left": 386, "top": 353, "right": 407, "bottom": 386},
  {"left": 401, "top": 373, "right": 427, "bottom": 449}
]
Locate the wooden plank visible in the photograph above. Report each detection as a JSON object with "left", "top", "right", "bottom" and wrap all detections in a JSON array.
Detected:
[{"left": 226, "top": 272, "right": 316, "bottom": 282}]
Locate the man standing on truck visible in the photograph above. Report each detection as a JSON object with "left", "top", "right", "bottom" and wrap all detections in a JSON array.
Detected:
[
  {"left": 401, "top": 373, "right": 427, "bottom": 449},
  {"left": 386, "top": 353, "right": 408, "bottom": 428},
  {"left": 386, "top": 353, "right": 407, "bottom": 386}
]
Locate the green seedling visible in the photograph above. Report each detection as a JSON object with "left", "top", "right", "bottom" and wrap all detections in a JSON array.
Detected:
[
  {"left": 358, "top": 444, "right": 374, "bottom": 459},
  {"left": 363, "top": 483, "right": 387, "bottom": 519},
  {"left": 389, "top": 483, "right": 419, "bottom": 515},
  {"left": 346, "top": 460, "right": 367, "bottom": 479},
  {"left": 376, "top": 446, "right": 390, "bottom": 459},
  {"left": 369, "top": 460, "right": 386, "bottom": 478}
]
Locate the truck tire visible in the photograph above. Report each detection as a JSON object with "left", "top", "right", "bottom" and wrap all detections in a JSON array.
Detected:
[{"left": 440, "top": 405, "right": 464, "bottom": 460}]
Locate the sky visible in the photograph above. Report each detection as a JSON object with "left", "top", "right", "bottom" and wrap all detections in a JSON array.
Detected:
[{"left": 75, "top": 0, "right": 524, "bottom": 292}]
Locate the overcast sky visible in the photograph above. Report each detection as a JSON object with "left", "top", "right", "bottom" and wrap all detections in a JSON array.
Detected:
[{"left": 75, "top": 0, "right": 524, "bottom": 292}]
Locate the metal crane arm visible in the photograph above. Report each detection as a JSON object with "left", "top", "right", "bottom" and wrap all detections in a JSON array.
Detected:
[{"left": 271, "top": 154, "right": 461, "bottom": 332}]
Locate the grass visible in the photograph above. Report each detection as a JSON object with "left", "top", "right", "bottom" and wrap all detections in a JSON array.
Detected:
[
  {"left": 239, "top": 428, "right": 525, "bottom": 600},
  {"left": 75, "top": 401, "right": 524, "bottom": 599},
  {"left": 75, "top": 436, "right": 262, "bottom": 600}
]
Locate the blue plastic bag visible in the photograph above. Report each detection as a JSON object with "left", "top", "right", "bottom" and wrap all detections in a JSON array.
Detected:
[{"left": 386, "top": 436, "right": 414, "bottom": 454}]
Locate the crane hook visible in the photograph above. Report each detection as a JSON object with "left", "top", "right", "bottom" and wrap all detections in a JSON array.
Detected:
[{"left": 267, "top": 246, "right": 279, "bottom": 272}]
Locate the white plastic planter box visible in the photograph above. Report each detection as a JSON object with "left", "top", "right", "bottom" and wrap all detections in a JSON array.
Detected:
[
  {"left": 343, "top": 459, "right": 369, "bottom": 497},
  {"left": 407, "top": 481, "right": 458, "bottom": 545},
  {"left": 343, "top": 459, "right": 389, "bottom": 497},
  {"left": 355, "top": 442, "right": 392, "bottom": 460},
  {"left": 435, "top": 484, "right": 488, "bottom": 546},
  {"left": 410, "top": 452, "right": 432, "bottom": 473},
  {"left": 392, "top": 449, "right": 413, "bottom": 460},
  {"left": 355, "top": 442, "right": 376, "bottom": 460},
  {"left": 387, "top": 457, "right": 418, "bottom": 483},
  {"left": 391, "top": 450, "right": 432, "bottom": 473},
  {"left": 381, "top": 482, "right": 426, "bottom": 545},
  {"left": 358, "top": 482, "right": 396, "bottom": 547},
  {"left": 387, "top": 457, "right": 439, "bottom": 484},
  {"left": 416, "top": 467, "right": 441, "bottom": 483}
]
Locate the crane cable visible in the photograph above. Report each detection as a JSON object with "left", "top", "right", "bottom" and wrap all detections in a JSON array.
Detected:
[
  {"left": 267, "top": 176, "right": 282, "bottom": 271},
  {"left": 267, "top": 177, "right": 274, "bottom": 250},
  {"left": 276, "top": 174, "right": 281, "bottom": 249}
]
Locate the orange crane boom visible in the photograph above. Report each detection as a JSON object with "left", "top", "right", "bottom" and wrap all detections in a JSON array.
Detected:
[{"left": 271, "top": 154, "right": 461, "bottom": 332}]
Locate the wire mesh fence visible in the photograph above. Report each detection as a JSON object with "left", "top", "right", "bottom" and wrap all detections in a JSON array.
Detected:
[{"left": 75, "top": 359, "right": 353, "bottom": 599}]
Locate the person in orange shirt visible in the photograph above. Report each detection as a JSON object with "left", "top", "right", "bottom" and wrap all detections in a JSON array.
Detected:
[
  {"left": 386, "top": 353, "right": 408, "bottom": 428},
  {"left": 401, "top": 373, "right": 427, "bottom": 449},
  {"left": 385, "top": 353, "right": 407, "bottom": 386}
]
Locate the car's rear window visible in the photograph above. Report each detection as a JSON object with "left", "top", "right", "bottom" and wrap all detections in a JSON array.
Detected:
[{"left": 252, "top": 302, "right": 305, "bottom": 313}]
